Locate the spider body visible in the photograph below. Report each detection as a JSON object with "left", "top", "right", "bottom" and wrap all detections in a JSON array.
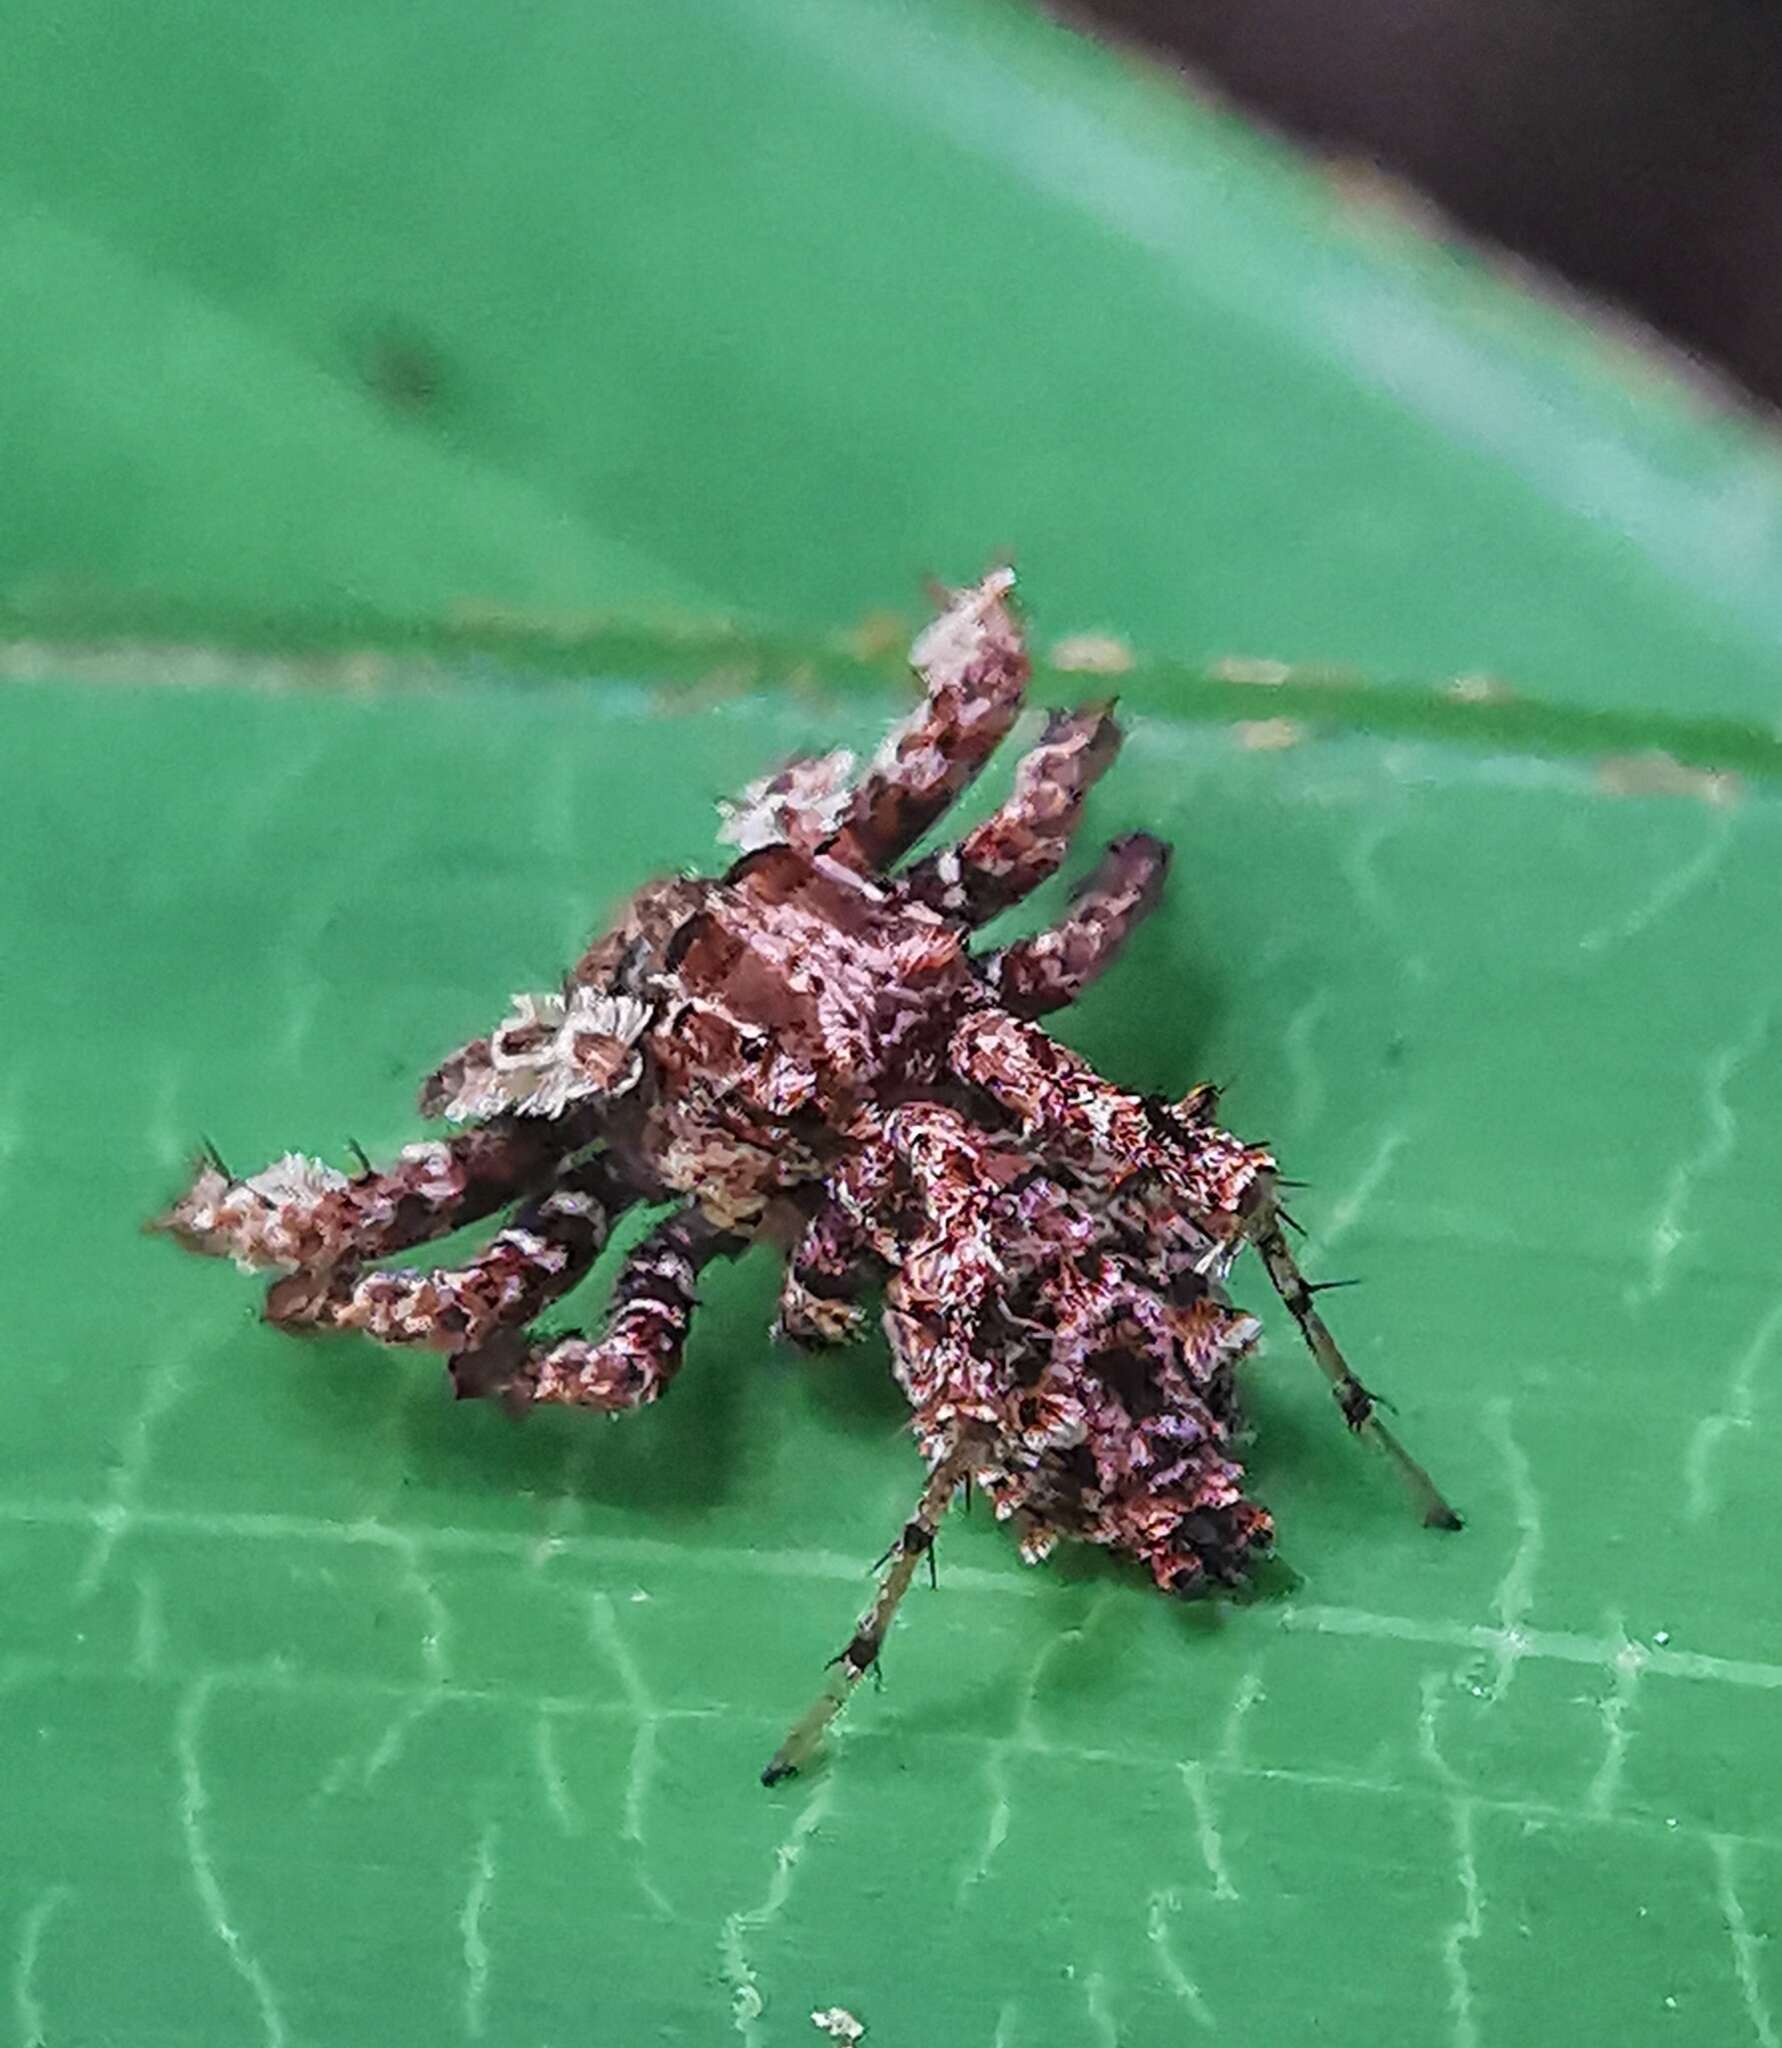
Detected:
[{"left": 157, "top": 569, "right": 1456, "bottom": 1781}]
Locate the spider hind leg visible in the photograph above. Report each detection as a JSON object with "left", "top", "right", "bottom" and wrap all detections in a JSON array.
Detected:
[
  {"left": 825, "top": 569, "right": 1031, "bottom": 874},
  {"left": 1248, "top": 1186, "right": 1462, "bottom": 1530},
  {"left": 981, "top": 832, "right": 1170, "bottom": 1016},
  {"left": 761, "top": 1435, "right": 977, "bottom": 1786},
  {"left": 901, "top": 702, "right": 1122, "bottom": 925}
]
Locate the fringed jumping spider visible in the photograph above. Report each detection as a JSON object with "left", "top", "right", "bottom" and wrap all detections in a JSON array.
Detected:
[{"left": 155, "top": 570, "right": 1458, "bottom": 1783}]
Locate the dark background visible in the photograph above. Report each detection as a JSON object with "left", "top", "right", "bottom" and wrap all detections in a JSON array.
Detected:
[{"left": 1073, "top": 0, "right": 1782, "bottom": 413}]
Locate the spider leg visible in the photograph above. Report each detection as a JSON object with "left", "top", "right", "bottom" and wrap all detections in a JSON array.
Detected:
[
  {"left": 453, "top": 1204, "right": 745, "bottom": 1410},
  {"left": 777, "top": 1234, "right": 874, "bottom": 1347},
  {"left": 1247, "top": 1188, "right": 1462, "bottom": 1530},
  {"left": 825, "top": 569, "right": 1030, "bottom": 874},
  {"left": 717, "top": 749, "right": 864, "bottom": 859},
  {"left": 947, "top": 1010, "right": 1243, "bottom": 1207},
  {"left": 901, "top": 703, "right": 1122, "bottom": 923},
  {"left": 299, "top": 1154, "right": 637, "bottom": 1349},
  {"left": 152, "top": 1117, "right": 582, "bottom": 1280},
  {"left": 774, "top": 1147, "right": 897, "bottom": 1347},
  {"left": 760, "top": 1433, "right": 979, "bottom": 1786},
  {"left": 980, "top": 832, "right": 1170, "bottom": 1016}
]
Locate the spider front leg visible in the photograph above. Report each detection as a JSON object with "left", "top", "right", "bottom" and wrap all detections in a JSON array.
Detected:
[
  {"left": 981, "top": 832, "right": 1170, "bottom": 1017},
  {"left": 901, "top": 702, "right": 1121, "bottom": 924},
  {"left": 453, "top": 1204, "right": 744, "bottom": 1410},
  {"left": 776, "top": 1224, "right": 873, "bottom": 1348},
  {"left": 299, "top": 1152, "right": 637, "bottom": 1349},
  {"left": 153, "top": 1117, "right": 582, "bottom": 1282},
  {"left": 761, "top": 1434, "right": 980, "bottom": 1786}
]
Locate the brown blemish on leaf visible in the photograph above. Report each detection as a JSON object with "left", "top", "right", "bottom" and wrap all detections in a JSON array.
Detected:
[
  {"left": 1235, "top": 717, "right": 1306, "bottom": 752},
  {"left": 1050, "top": 632, "right": 1135, "bottom": 675},
  {"left": 1212, "top": 655, "right": 1294, "bottom": 687},
  {"left": 1596, "top": 751, "right": 1742, "bottom": 806},
  {"left": 1445, "top": 672, "right": 1519, "bottom": 706},
  {"left": 840, "top": 610, "right": 913, "bottom": 662}
]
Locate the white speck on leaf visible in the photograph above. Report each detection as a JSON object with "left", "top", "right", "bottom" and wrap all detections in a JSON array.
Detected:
[{"left": 811, "top": 2007, "right": 866, "bottom": 2043}]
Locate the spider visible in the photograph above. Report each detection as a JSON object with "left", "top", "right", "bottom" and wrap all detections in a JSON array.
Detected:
[{"left": 154, "top": 569, "right": 1458, "bottom": 1784}]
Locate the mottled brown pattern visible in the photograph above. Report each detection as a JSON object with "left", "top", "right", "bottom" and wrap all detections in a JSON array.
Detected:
[
  {"left": 902, "top": 701, "right": 1121, "bottom": 924},
  {"left": 154, "top": 569, "right": 1456, "bottom": 1782},
  {"left": 984, "top": 831, "right": 1171, "bottom": 1017}
]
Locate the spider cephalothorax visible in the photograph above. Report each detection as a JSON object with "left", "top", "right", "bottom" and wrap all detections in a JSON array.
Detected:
[{"left": 156, "top": 569, "right": 1457, "bottom": 1782}]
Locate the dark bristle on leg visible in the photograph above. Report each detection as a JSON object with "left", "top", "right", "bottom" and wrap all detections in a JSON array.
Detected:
[
  {"left": 1249, "top": 1182, "right": 1461, "bottom": 1530},
  {"left": 761, "top": 1436, "right": 978, "bottom": 1786}
]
